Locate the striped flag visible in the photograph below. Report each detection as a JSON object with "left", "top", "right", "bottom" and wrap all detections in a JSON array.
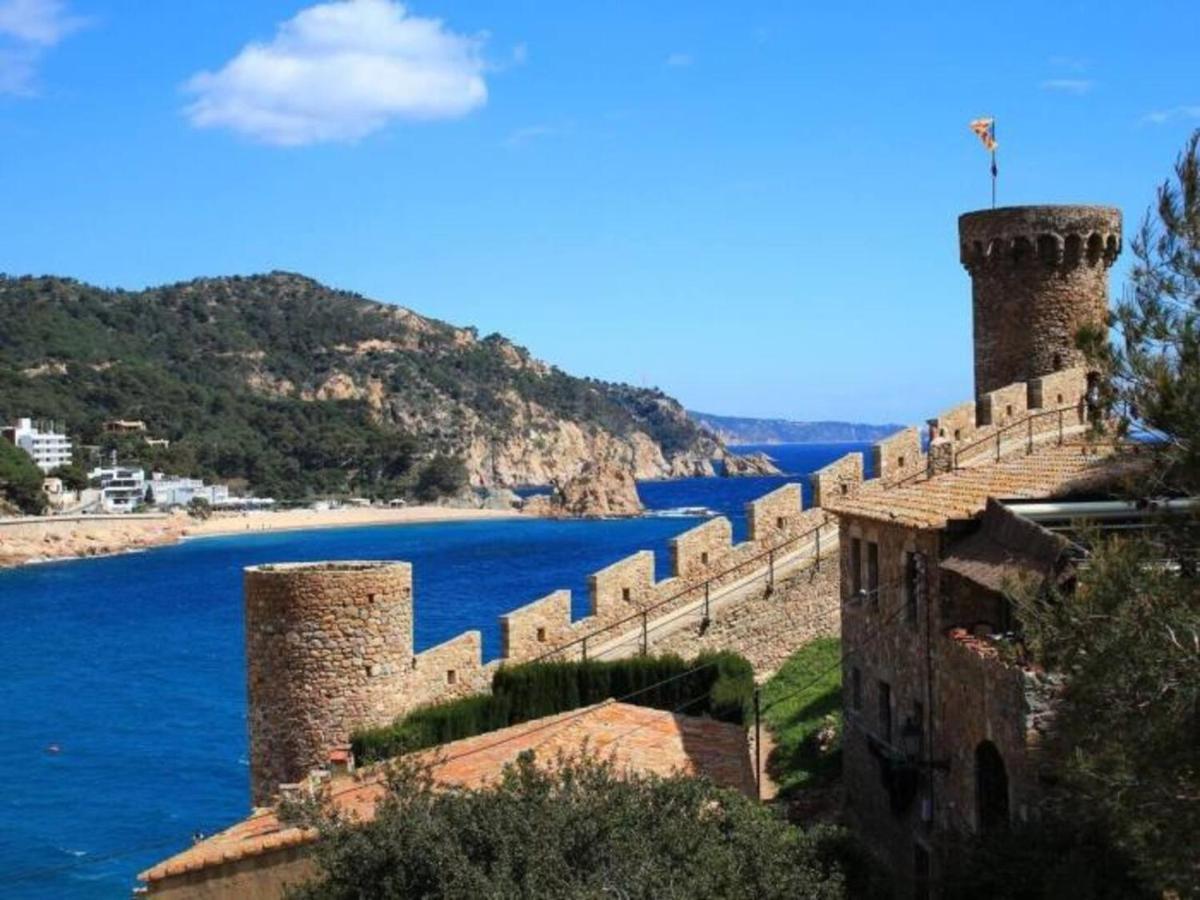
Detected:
[{"left": 970, "top": 117, "right": 997, "bottom": 151}]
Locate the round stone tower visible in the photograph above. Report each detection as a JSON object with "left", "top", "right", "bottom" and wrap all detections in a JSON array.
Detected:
[
  {"left": 244, "top": 561, "right": 413, "bottom": 805},
  {"left": 959, "top": 205, "right": 1121, "bottom": 397}
]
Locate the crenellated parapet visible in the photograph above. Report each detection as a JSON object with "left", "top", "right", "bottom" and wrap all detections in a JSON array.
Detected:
[
  {"left": 958, "top": 205, "right": 1121, "bottom": 274},
  {"left": 812, "top": 366, "right": 1093, "bottom": 510},
  {"left": 745, "top": 483, "right": 804, "bottom": 543},
  {"left": 871, "top": 427, "right": 924, "bottom": 487},
  {"left": 959, "top": 205, "right": 1121, "bottom": 397},
  {"left": 812, "top": 452, "right": 864, "bottom": 507}
]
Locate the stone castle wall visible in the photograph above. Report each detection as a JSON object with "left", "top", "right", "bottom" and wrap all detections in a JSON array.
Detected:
[
  {"left": 812, "top": 366, "right": 1091, "bottom": 502},
  {"left": 959, "top": 205, "right": 1121, "bottom": 397},
  {"left": 244, "top": 484, "right": 831, "bottom": 802}
]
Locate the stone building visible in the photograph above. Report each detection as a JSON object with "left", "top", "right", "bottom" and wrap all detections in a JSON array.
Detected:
[{"left": 816, "top": 203, "right": 1127, "bottom": 896}]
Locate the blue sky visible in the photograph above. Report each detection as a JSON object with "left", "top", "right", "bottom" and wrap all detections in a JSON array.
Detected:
[{"left": 1, "top": 0, "right": 1197, "bottom": 423}]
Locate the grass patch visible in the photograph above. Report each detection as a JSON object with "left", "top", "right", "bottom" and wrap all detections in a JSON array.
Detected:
[{"left": 760, "top": 637, "right": 842, "bottom": 798}]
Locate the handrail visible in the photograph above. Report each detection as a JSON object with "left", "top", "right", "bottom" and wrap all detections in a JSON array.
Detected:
[
  {"left": 520, "top": 513, "right": 836, "bottom": 666},
  {"left": 879, "top": 403, "right": 1087, "bottom": 492},
  {"left": 952, "top": 403, "right": 1084, "bottom": 470}
]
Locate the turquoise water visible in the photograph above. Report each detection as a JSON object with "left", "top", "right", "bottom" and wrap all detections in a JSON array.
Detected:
[{"left": 0, "top": 443, "right": 866, "bottom": 897}]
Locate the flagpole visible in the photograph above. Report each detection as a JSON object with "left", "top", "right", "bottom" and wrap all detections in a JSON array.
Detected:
[
  {"left": 990, "top": 118, "right": 997, "bottom": 208},
  {"left": 991, "top": 149, "right": 996, "bottom": 208}
]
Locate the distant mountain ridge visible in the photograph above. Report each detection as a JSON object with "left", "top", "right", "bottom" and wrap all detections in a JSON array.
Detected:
[{"left": 688, "top": 411, "right": 904, "bottom": 445}]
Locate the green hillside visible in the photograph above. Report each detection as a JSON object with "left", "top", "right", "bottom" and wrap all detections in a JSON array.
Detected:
[{"left": 0, "top": 273, "right": 717, "bottom": 501}]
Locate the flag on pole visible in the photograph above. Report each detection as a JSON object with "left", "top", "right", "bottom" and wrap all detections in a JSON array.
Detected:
[{"left": 970, "top": 117, "right": 997, "bottom": 151}]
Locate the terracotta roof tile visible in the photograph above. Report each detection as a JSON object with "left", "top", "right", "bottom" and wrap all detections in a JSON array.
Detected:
[{"left": 139, "top": 701, "right": 754, "bottom": 885}]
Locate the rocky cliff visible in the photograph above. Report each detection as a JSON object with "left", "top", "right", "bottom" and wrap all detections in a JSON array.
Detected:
[{"left": 722, "top": 451, "right": 782, "bottom": 477}]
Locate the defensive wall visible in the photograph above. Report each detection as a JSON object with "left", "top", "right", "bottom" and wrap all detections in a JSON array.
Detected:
[
  {"left": 244, "top": 482, "right": 831, "bottom": 803},
  {"left": 811, "top": 366, "right": 1093, "bottom": 501}
]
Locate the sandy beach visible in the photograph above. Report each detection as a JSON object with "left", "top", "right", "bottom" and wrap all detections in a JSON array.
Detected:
[
  {"left": 185, "top": 505, "right": 523, "bottom": 538},
  {"left": 0, "top": 506, "right": 526, "bottom": 568}
]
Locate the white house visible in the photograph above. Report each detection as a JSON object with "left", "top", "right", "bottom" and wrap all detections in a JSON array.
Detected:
[
  {"left": 147, "top": 473, "right": 229, "bottom": 508},
  {"left": 3, "top": 418, "right": 73, "bottom": 474},
  {"left": 88, "top": 465, "right": 147, "bottom": 513}
]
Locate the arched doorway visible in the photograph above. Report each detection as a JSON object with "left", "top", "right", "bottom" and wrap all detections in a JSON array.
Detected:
[{"left": 975, "top": 741, "right": 1009, "bottom": 833}]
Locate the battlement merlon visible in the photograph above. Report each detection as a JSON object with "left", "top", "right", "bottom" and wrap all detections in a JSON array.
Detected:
[{"left": 958, "top": 205, "right": 1121, "bottom": 272}]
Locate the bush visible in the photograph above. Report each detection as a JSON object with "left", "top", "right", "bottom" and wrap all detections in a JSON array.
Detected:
[
  {"left": 286, "top": 752, "right": 848, "bottom": 900},
  {"left": 0, "top": 439, "right": 47, "bottom": 515},
  {"left": 353, "top": 651, "right": 755, "bottom": 763}
]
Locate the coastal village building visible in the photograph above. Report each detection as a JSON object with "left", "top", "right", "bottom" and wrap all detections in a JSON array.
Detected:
[
  {"left": 2, "top": 417, "right": 73, "bottom": 473},
  {"left": 148, "top": 472, "right": 230, "bottom": 508},
  {"left": 89, "top": 465, "right": 147, "bottom": 513},
  {"left": 817, "top": 204, "right": 1127, "bottom": 896}
]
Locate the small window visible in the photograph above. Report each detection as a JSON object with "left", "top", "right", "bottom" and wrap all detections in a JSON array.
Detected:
[
  {"left": 1056, "top": 393, "right": 1064, "bottom": 404},
  {"left": 1052, "top": 352, "right": 1063, "bottom": 370},
  {"left": 621, "top": 587, "right": 631, "bottom": 602},
  {"left": 776, "top": 516, "right": 785, "bottom": 530},
  {"left": 867, "top": 542, "right": 879, "bottom": 607},
  {"left": 1005, "top": 404, "right": 1013, "bottom": 417},
  {"left": 879, "top": 681, "right": 892, "bottom": 743},
  {"left": 938, "top": 427, "right": 946, "bottom": 438},
  {"left": 897, "top": 455, "right": 906, "bottom": 469},
  {"left": 953, "top": 428, "right": 962, "bottom": 440},
  {"left": 852, "top": 667, "right": 862, "bottom": 711},
  {"left": 905, "top": 553, "right": 920, "bottom": 626},
  {"left": 700, "top": 551, "right": 709, "bottom": 566},
  {"left": 446, "top": 669, "right": 457, "bottom": 685},
  {"left": 850, "top": 538, "right": 863, "bottom": 597},
  {"left": 840, "top": 483, "right": 848, "bottom": 495},
  {"left": 367, "top": 593, "right": 376, "bottom": 604},
  {"left": 536, "top": 627, "right": 546, "bottom": 643}
]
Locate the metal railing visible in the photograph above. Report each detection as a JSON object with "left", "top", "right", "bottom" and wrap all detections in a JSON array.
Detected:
[
  {"left": 879, "top": 404, "right": 1087, "bottom": 492},
  {"left": 521, "top": 514, "right": 837, "bottom": 666},
  {"left": 952, "top": 403, "right": 1084, "bottom": 470}
]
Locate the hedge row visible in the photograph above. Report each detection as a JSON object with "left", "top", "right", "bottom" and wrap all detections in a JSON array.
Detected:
[{"left": 353, "top": 651, "right": 754, "bottom": 764}]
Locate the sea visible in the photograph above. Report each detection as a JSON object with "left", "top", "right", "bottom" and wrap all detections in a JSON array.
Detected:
[{"left": 0, "top": 442, "right": 869, "bottom": 898}]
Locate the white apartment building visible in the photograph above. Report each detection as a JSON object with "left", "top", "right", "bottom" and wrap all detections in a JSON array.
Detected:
[
  {"left": 147, "top": 473, "right": 229, "bottom": 508},
  {"left": 88, "top": 465, "right": 147, "bottom": 513},
  {"left": 4, "top": 418, "right": 73, "bottom": 473}
]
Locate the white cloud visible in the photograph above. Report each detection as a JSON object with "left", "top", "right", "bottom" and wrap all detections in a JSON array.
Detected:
[
  {"left": 183, "top": 0, "right": 488, "bottom": 146},
  {"left": 0, "top": 0, "right": 86, "bottom": 95},
  {"left": 665, "top": 52, "right": 692, "bottom": 68},
  {"left": 1143, "top": 105, "right": 1200, "bottom": 125},
  {"left": 1041, "top": 78, "right": 1093, "bottom": 94}
]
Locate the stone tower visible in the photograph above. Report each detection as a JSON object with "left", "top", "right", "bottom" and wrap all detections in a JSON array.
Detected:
[
  {"left": 959, "top": 205, "right": 1121, "bottom": 397},
  {"left": 243, "top": 561, "right": 413, "bottom": 805}
]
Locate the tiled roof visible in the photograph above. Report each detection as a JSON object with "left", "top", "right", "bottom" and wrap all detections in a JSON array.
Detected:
[
  {"left": 824, "top": 443, "right": 1122, "bottom": 530},
  {"left": 941, "top": 499, "right": 1078, "bottom": 593},
  {"left": 139, "top": 701, "right": 754, "bottom": 885}
]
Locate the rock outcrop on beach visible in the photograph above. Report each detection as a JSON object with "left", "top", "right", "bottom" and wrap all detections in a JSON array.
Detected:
[
  {"left": 0, "top": 515, "right": 190, "bottom": 567},
  {"left": 523, "top": 459, "right": 644, "bottom": 518},
  {"left": 722, "top": 451, "right": 782, "bottom": 477}
]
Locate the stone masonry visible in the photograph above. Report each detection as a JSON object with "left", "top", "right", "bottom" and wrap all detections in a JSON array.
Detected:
[
  {"left": 960, "top": 205, "right": 1121, "bottom": 397},
  {"left": 244, "top": 562, "right": 415, "bottom": 805}
]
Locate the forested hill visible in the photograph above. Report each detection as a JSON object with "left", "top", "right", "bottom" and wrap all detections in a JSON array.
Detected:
[
  {"left": 689, "top": 411, "right": 903, "bottom": 445},
  {"left": 0, "top": 273, "right": 721, "bottom": 501}
]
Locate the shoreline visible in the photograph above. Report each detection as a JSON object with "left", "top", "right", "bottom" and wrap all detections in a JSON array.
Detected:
[
  {"left": 0, "top": 506, "right": 528, "bottom": 569},
  {"left": 184, "top": 505, "right": 524, "bottom": 539}
]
